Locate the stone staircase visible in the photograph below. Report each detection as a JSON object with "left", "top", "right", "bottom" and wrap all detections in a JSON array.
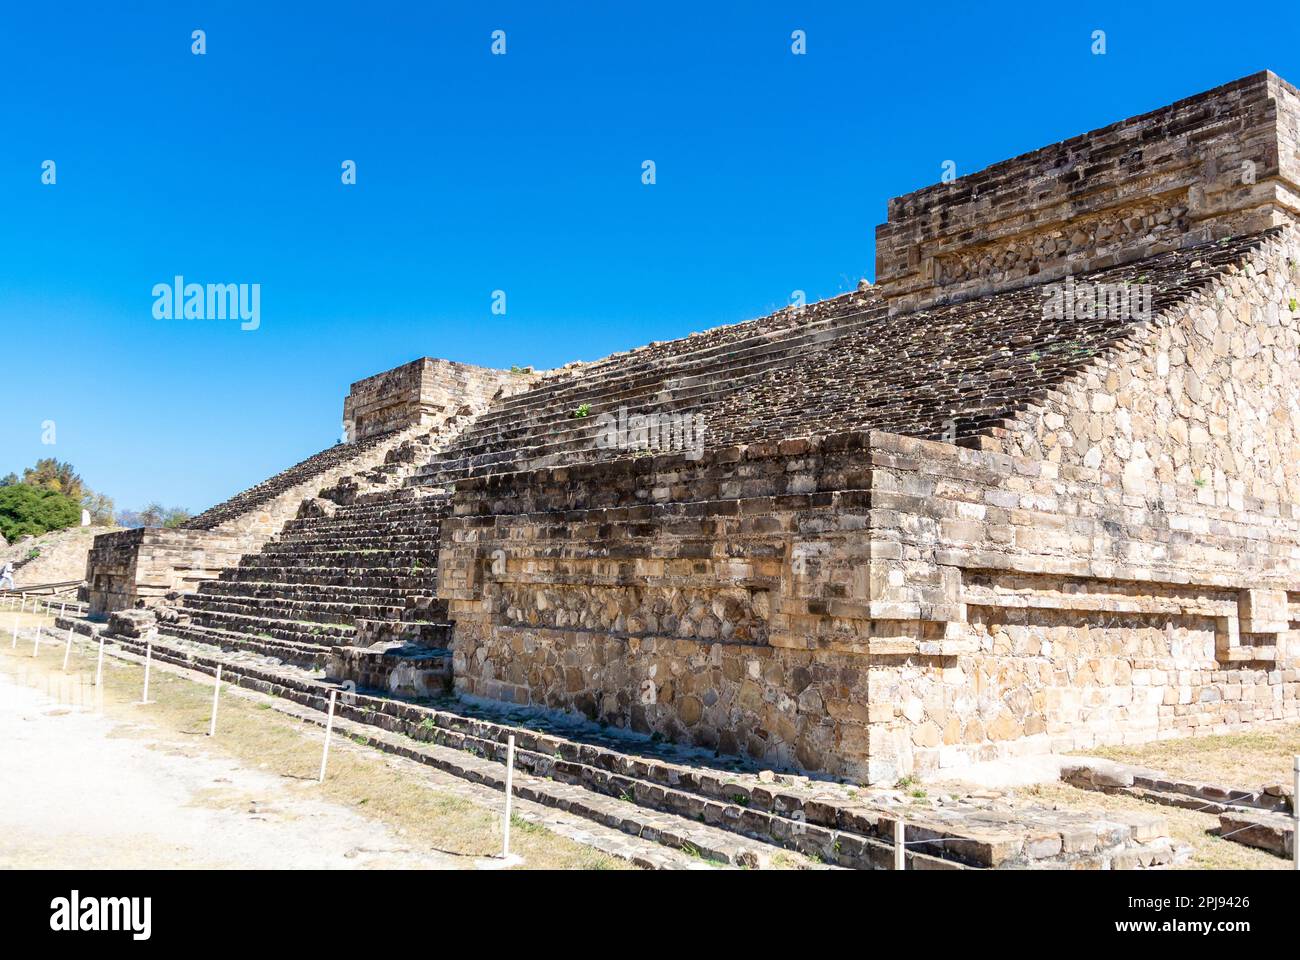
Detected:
[
  {"left": 385, "top": 230, "right": 1265, "bottom": 488},
  {"left": 162, "top": 414, "right": 471, "bottom": 671},
  {"left": 170, "top": 487, "right": 450, "bottom": 667},
  {"left": 156, "top": 292, "right": 893, "bottom": 673},
  {"left": 413, "top": 291, "right": 888, "bottom": 484}
]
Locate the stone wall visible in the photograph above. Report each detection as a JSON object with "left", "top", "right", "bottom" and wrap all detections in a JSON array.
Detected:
[
  {"left": 863, "top": 431, "right": 1300, "bottom": 782},
  {"left": 999, "top": 229, "right": 1300, "bottom": 504},
  {"left": 875, "top": 71, "right": 1300, "bottom": 312},
  {"left": 437, "top": 421, "right": 1299, "bottom": 783},
  {"left": 438, "top": 440, "right": 886, "bottom": 779},
  {"left": 342, "top": 357, "right": 521, "bottom": 441},
  {"left": 83, "top": 527, "right": 260, "bottom": 616}
]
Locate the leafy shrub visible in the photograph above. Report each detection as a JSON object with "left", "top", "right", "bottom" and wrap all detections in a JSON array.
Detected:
[{"left": 0, "top": 484, "right": 82, "bottom": 542}]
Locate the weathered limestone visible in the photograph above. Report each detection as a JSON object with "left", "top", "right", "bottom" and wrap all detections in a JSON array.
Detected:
[
  {"left": 342, "top": 357, "right": 523, "bottom": 441},
  {"left": 86, "top": 358, "right": 514, "bottom": 613},
  {"left": 1000, "top": 229, "right": 1300, "bottom": 503},
  {"left": 83, "top": 527, "right": 260, "bottom": 616},
  {"left": 93, "top": 70, "right": 1300, "bottom": 788},
  {"left": 876, "top": 71, "right": 1300, "bottom": 312},
  {"left": 1062, "top": 757, "right": 1294, "bottom": 815}
]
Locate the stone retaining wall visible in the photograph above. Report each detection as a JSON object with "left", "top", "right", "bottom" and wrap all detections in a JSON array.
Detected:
[
  {"left": 876, "top": 71, "right": 1300, "bottom": 311},
  {"left": 438, "top": 421, "right": 1299, "bottom": 783},
  {"left": 83, "top": 527, "right": 261, "bottom": 616},
  {"left": 439, "top": 438, "right": 883, "bottom": 778},
  {"left": 863, "top": 430, "right": 1300, "bottom": 781},
  {"left": 342, "top": 357, "right": 521, "bottom": 440},
  {"left": 999, "top": 229, "right": 1300, "bottom": 504}
]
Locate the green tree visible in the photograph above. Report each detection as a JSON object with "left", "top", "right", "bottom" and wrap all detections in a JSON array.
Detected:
[
  {"left": 82, "top": 491, "right": 116, "bottom": 525},
  {"left": 162, "top": 507, "right": 192, "bottom": 528},
  {"left": 0, "top": 473, "right": 17, "bottom": 487},
  {"left": 116, "top": 503, "right": 189, "bottom": 528},
  {"left": 0, "top": 484, "right": 83, "bottom": 541},
  {"left": 22, "top": 458, "right": 85, "bottom": 500}
]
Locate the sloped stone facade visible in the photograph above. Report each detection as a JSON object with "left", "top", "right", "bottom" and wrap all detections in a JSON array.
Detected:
[{"left": 90, "top": 70, "right": 1300, "bottom": 785}]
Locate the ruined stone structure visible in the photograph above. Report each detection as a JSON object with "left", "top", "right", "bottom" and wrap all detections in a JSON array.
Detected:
[{"left": 86, "top": 71, "right": 1300, "bottom": 785}]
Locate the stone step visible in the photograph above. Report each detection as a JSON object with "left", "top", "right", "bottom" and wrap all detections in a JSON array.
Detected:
[
  {"left": 148, "top": 620, "right": 333, "bottom": 669},
  {"left": 1218, "top": 809, "right": 1295, "bottom": 859},
  {"left": 184, "top": 424, "right": 424, "bottom": 532},
  {"left": 267, "top": 534, "right": 444, "bottom": 551},
  {"left": 426, "top": 315, "right": 886, "bottom": 460},
  {"left": 85, "top": 625, "right": 915, "bottom": 869},
  {"left": 278, "top": 517, "right": 446, "bottom": 537},
  {"left": 412, "top": 375, "right": 879, "bottom": 483},
  {"left": 183, "top": 593, "right": 405, "bottom": 624},
  {"left": 64, "top": 621, "right": 815, "bottom": 870},
  {"left": 200, "top": 579, "right": 420, "bottom": 602},
  {"left": 348, "top": 487, "right": 449, "bottom": 508},
  {"left": 1062, "top": 759, "right": 1295, "bottom": 815},
  {"left": 219, "top": 568, "right": 435, "bottom": 590},
  {"left": 482, "top": 306, "right": 880, "bottom": 424},
  {"left": 189, "top": 589, "right": 448, "bottom": 625},
  {"left": 237, "top": 549, "right": 441, "bottom": 569},
  {"left": 183, "top": 608, "right": 356, "bottom": 646},
  {"left": 191, "top": 591, "right": 447, "bottom": 626},
  {"left": 61, "top": 617, "right": 1178, "bottom": 871}
]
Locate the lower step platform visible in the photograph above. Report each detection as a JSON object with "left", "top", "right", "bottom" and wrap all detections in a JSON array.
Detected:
[
  {"left": 54, "top": 613, "right": 1185, "bottom": 870},
  {"left": 327, "top": 640, "right": 452, "bottom": 698}
]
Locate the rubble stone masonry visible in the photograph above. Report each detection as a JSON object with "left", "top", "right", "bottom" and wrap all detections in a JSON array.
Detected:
[
  {"left": 876, "top": 71, "right": 1300, "bottom": 312},
  {"left": 87, "top": 70, "right": 1300, "bottom": 784}
]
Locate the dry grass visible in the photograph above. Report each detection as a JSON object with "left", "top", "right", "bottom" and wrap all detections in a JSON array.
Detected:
[
  {"left": 1079, "top": 726, "right": 1300, "bottom": 789},
  {"left": 1021, "top": 781, "right": 1287, "bottom": 870},
  {"left": 0, "top": 612, "right": 633, "bottom": 870}
]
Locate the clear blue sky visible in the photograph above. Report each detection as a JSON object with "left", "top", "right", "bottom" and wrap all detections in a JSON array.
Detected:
[{"left": 2, "top": 1, "right": 1296, "bottom": 513}]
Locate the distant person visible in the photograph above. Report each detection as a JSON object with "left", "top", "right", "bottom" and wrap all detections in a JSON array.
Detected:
[{"left": 0, "top": 560, "right": 14, "bottom": 592}]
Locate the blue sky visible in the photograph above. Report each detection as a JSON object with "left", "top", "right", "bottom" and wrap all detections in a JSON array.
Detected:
[{"left": 2, "top": 1, "right": 1297, "bottom": 513}]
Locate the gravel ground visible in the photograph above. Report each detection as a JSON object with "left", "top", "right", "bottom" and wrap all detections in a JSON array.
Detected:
[{"left": 0, "top": 669, "right": 463, "bottom": 869}]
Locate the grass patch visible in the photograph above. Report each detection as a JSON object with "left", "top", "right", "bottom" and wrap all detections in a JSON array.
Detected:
[
  {"left": 1023, "top": 781, "right": 1287, "bottom": 871},
  {"left": 1078, "top": 726, "right": 1300, "bottom": 788}
]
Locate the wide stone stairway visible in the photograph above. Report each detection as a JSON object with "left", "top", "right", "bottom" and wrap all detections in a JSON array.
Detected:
[
  {"left": 167, "top": 487, "right": 451, "bottom": 671},
  {"left": 159, "top": 287, "right": 895, "bottom": 676}
]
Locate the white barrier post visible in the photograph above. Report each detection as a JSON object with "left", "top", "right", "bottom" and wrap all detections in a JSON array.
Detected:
[
  {"left": 140, "top": 639, "right": 153, "bottom": 704},
  {"left": 318, "top": 689, "right": 338, "bottom": 782},
  {"left": 32, "top": 623, "right": 41, "bottom": 658},
  {"left": 208, "top": 665, "right": 223, "bottom": 737},
  {"left": 59, "top": 601, "right": 66, "bottom": 619},
  {"left": 95, "top": 636, "right": 105, "bottom": 687},
  {"left": 502, "top": 734, "right": 517, "bottom": 859},
  {"left": 1293, "top": 755, "right": 1298, "bottom": 871},
  {"left": 10, "top": 617, "right": 17, "bottom": 649},
  {"left": 19, "top": 595, "right": 26, "bottom": 614},
  {"left": 894, "top": 818, "right": 905, "bottom": 870},
  {"left": 62, "top": 630, "right": 73, "bottom": 671}
]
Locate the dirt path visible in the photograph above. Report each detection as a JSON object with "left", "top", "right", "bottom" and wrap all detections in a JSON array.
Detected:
[{"left": 0, "top": 670, "right": 463, "bottom": 869}]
